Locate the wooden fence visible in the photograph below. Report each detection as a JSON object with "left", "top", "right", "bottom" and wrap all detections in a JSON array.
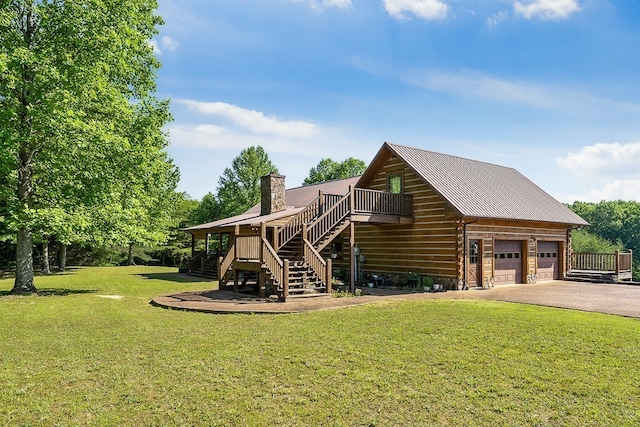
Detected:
[{"left": 571, "top": 250, "right": 633, "bottom": 276}]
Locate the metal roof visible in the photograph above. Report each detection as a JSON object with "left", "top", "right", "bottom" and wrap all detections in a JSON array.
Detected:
[
  {"left": 185, "top": 176, "right": 359, "bottom": 233},
  {"left": 381, "top": 142, "right": 588, "bottom": 225},
  {"left": 245, "top": 176, "right": 360, "bottom": 213}
]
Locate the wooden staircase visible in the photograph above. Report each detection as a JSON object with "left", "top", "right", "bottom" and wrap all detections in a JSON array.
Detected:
[
  {"left": 284, "top": 260, "right": 326, "bottom": 295},
  {"left": 186, "top": 186, "right": 414, "bottom": 300},
  {"left": 186, "top": 251, "right": 218, "bottom": 279}
]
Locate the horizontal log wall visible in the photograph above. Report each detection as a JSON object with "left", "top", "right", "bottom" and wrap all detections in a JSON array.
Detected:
[{"left": 354, "top": 157, "right": 459, "bottom": 280}]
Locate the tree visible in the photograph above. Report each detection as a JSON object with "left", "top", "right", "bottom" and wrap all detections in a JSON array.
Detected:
[
  {"left": 1, "top": 0, "right": 167, "bottom": 293},
  {"left": 190, "top": 192, "right": 222, "bottom": 225},
  {"left": 303, "top": 157, "right": 366, "bottom": 185},
  {"left": 216, "top": 146, "right": 278, "bottom": 218},
  {"left": 570, "top": 228, "right": 623, "bottom": 254}
]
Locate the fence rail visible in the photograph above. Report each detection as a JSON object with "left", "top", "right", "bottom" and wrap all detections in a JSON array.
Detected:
[{"left": 572, "top": 250, "right": 633, "bottom": 274}]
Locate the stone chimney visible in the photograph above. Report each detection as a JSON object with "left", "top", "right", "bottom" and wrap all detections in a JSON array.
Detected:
[{"left": 260, "top": 173, "right": 286, "bottom": 216}]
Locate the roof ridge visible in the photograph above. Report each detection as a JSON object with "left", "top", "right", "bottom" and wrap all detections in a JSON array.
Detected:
[{"left": 385, "top": 141, "right": 518, "bottom": 172}]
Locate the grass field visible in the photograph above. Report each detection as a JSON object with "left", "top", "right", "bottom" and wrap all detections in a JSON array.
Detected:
[{"left": 1, "top": 266, "right": 639, "bottom": 426}]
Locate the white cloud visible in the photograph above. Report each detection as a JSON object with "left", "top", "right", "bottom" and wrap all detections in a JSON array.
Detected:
[
  {"left": 383, "top": 0, "right": 449, "bottom": 21},
  {"left": 576, "top": 179, "right": 640, "bottom": 202},
  {"left": 160, "top": 35, "right": 180, "bottom": 52},
  {"left": 290, "top": 0, "right": 352, "bottom": 9},
  {"left": 406, "top": 69, "right": 559, "bottom": 109},
  {"left": 487, "top": 10, "right": 509, "bottom": 26},
  {"left": 148, "top": 39, "right": 161, "bottom": 55},
  {"left": 514, "top": 0, "right": 581, "bottom": 20},
  {"left": 149, "top": 35, "right": 180, "bottom": 55},
  {"left": 175, "top": 100, "right": 318, "bottom": 138},
  {"left": 557, "top": 142, "right": 640, "bottom": 179}
]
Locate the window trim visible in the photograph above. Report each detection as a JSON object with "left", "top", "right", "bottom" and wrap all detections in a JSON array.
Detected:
[{"left": 387, "top": 173, "right": 403, "bottom": 194}]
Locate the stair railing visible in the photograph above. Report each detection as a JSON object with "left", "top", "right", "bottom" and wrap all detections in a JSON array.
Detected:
[
  {"left": 307, "top": 190, "right": 351, "bottom": 247},
  {"left": 186, "top": 251, "right": 205, "bottom": 273},
  {"left": 218, "top": 246, "right": 235, "bottom": 286},
  {"left": 303, "top": 239, "right": 331, "bottom": 292},
  {"left": 262, "top": 237, "right": 284, "bottom": 287},
  {"left": 276, "top": 194, "right": 322, "bottom": 251}
]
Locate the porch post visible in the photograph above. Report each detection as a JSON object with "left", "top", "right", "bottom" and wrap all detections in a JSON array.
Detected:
[
  {"left": 349, "top": 222, "right": 356, "bottom": 293},
  {"left": 191, "top": 234, "right": 195, "bottom": 257},
  {"left": 205, "top": 234, "right": 210, "bottom": 254},
  {"left": 283, "top": 260, "right": 290, "bottom": 302},
  {"left": 326, "top": 258, "right": 332, "bottom": 294}
]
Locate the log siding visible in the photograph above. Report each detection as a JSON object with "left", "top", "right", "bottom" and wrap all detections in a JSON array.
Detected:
[{"left": 354, "top": 156, "right": 459, "bottom": 281}]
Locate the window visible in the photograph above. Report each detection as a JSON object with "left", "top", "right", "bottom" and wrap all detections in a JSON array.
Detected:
[
  {"left": 469, "top": 241, "right": 479, "bottom": 264},
  {"left": 388, "top": 174, "right": 402, "bottom": 194}
]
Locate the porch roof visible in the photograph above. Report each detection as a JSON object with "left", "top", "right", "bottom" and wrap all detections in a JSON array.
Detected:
[
  {"left": 184, "top": 207, "right": 305, "bottom": 233},
  {"left": 185, "top": 176, "right": 359, "bottom": 235}
]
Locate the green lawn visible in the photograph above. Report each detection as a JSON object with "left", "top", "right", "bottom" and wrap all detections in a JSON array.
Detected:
[{"left": 1, "top": 266, "right": 639, "bottom": 426}]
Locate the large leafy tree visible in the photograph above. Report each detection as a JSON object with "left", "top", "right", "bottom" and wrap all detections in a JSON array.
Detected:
[
  {"left": 0, "top": 0, "right": 169, "bottom": 293},
  {"left": 303, "top": 157, "right": 366, "bottom": 185},
  {"left": 216, "top": 146, "right": 278, "bottom": 218}
]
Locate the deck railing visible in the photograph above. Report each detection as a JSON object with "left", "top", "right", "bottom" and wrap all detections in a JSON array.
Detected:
[
  {"left": 353, "top": 188, "right": 413, "bottom": 217},
  {"left": 572, "top": 250, "right": 633, "bottom": 275},
  {"left": 235, "top": 236, "right": 261, "bottom": 261}
]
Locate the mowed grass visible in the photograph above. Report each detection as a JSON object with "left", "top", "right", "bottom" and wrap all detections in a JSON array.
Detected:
[{"left": 1, "top": 267, "right": 639, "bottom": 426}]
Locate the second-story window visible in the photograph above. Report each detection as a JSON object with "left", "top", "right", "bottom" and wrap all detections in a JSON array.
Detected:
[{"left": 388, "top": 174, "right": 402, "bottom": 194}]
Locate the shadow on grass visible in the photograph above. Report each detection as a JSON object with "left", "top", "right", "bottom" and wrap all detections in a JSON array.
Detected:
[
  {"left": 0, "top": 288, "right": 96, "bottom": 297},
  {"left": 137, "top": 272, "right": 215, "bottom": 284}
]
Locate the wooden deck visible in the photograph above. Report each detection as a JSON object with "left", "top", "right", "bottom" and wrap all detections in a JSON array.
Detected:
[{"left": 568, "top": 251, "right": 633, "bottom": 283}]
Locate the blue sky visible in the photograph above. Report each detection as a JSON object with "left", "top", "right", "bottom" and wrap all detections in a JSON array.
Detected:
[{"left": 154, "top": 0, "right": 640, "bottom": 203}]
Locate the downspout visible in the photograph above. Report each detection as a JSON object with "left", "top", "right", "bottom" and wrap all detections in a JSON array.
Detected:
[{"left": 462, "top": 218, "right": 479, "bottom": 290}]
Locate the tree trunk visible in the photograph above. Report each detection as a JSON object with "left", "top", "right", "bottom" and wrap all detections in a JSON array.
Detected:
[
  {"left": 59, "top": 243, "right": 67, "bottom": 271},
  {"left": 12, "top": 228, "right": 36, "bottom": 294},
  {"left": 42, "top": 239, "right": 50, "bottom": 274},
  {"left": 128, "top": 243, "right": 135, "bottom": 266}
]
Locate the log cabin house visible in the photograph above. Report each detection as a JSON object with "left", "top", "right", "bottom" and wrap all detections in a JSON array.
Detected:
[{"left": 184, "top": 142, "right": 591, "bottom": 299}]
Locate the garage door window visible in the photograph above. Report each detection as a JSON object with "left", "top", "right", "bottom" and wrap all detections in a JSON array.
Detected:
[{"left": 495, "top": 252, "right": 520, "bottom": 259}]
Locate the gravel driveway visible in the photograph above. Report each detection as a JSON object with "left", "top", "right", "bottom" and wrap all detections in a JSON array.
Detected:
[{"left": 458, "top": 280, "right": 640, "bottom": 318}]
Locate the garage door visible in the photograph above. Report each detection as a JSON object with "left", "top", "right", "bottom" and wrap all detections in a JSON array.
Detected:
[
  {"left": 537, "top": 241, "right": 559, "bottom": 281},
  {"left": 494, "top": 240, "right": 523, "bottom": 284}
]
